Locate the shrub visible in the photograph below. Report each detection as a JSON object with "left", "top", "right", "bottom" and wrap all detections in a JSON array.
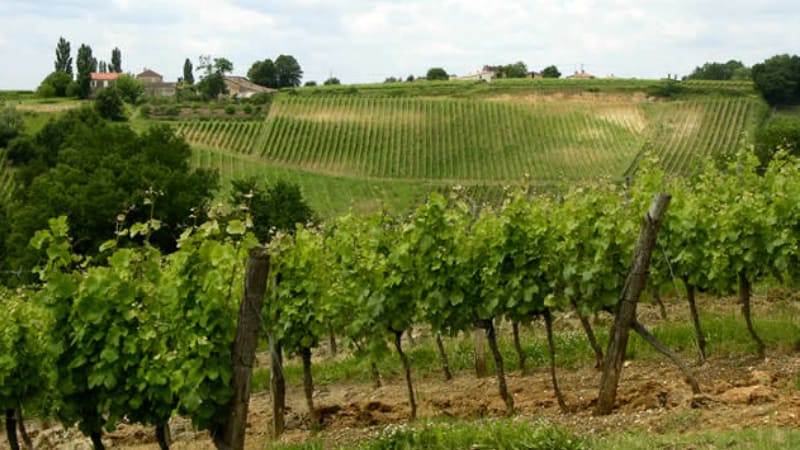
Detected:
[
  {"left": 139, "top": 104, "right": 151, "bottom": 118},
  {"left": 243, "top": 104, "right": 253, "bottom": 114},
  {"left": 225, "top": 105, "right": 236, "bottom": 115}
]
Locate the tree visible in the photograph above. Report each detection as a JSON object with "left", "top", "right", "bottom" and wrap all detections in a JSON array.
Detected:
[
  {"left": 54, "top": 37, "right": 73, "bottom": 77},
  {"left": 75, "top": 44, "right": 94, "bottom": 99},
  {"left": 752, "top": 54, "right": 800, "bottom": 106},
  {"left": 541, "top": 65, "right": 561, "bottom": 78},
  {"left": 5, "top": 108, "right": 218, "bottom": 278},
  {"left": 275, "top": 55, "right": 303, "bottom": 88},
  {"left": 196, "top": 55, "right": 232, "bottom": 99},
  {"left": 755, "top": 115, "right": 800, "bottom": 167},
  {"left": 247, "top": 59, "right": 277, "bottom": 88},
  {"left": 323, "top": 77, "right": 341, "bottom": 86},
  {"left": 114, "top": 74, "right": 144, "bottom": 104},
  {"left": 426, "top": 67, "right": 448, "bottom": 81},
  {"left": 94, "top": 87, "right": 126, "bottom": 121},
  {"left": 0, "top": 103, "right": 24, "bottom": 148},
  {"left": 303, "top": 81, "right": 317, "bottom": 87},
  {"left": 230, "top": 178, "right": 314, "bottom": 241},
  {"left": 183, "top": 58, "right": 194, "bottom": 85},
  {"left": 687, "top": 60, "right": 749, "bottom": 81},
  {"left": 98, "top": 60, "right": 107, "bottom": 74},
  {"left": 214, "top": 57, "right": 233, "bottom": 75},
  {"left": 111, "top": 47, "right": 122, "bottom": 73},
  {"left": 36, "top": 71, "right": 73, "bottom": 98},
  {"left": 499, "top": 61, "right": 528, "bottom": 78},
  {"left": 406, "top": 74, "right": 415, "bottom": 82}
]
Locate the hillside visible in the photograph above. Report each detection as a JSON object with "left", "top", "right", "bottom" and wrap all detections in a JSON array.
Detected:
[{"left": 4, "top": 80, "right": 767, "bottom": 217}]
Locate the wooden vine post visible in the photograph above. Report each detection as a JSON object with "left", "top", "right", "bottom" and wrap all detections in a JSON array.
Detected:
[
  {"left": 214, "top": 247, "right": 270, "bottom": 450},
  {"left": 595, "top": 193, "right": 671, "bottom": 416}
]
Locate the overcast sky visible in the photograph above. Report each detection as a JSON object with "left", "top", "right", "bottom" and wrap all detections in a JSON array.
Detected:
[{"left": 1, "top": 0, "right": 798, "bottom": 90}]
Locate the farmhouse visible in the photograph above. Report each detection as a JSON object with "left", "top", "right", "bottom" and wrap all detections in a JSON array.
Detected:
[
  {"left": 567, "top": 69, "right": 596, "bottom": 79},
  {"left": 136, "top": 69, "right": 177, "bottom": 97},
  {"left": 450, "top": 65, "right": 500, "bottom": 82},
  {"left": 224, "top": 76, "right": 277, "bottom": 98},
  {"left": 90, "top": 72, "right": 120, "bottom": 92}
]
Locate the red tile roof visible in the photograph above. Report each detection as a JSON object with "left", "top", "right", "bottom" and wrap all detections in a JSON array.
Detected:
[
  {"left": 91, "top": 72, "right": 120, "bottom": 81},
  {"left": 137, "top": 69, "right": 162, "bottom": 78}
]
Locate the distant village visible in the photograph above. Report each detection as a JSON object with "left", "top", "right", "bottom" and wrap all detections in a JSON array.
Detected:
[{"left": 89, "top": 69, "right": 275, "bottom": 98}]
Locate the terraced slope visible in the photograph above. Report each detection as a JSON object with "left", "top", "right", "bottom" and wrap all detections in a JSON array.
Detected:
[{"left": 177, "top": 94, "right": 763, "bottom": 183}]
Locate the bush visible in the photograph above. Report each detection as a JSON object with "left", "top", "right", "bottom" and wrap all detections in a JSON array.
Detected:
[
  {"left": 165, "top": 105, "right": 181, "bottom": 117},
  {"left": 115, "top": 74, "right": 145, "bottom": 104},
  {"left": 243, "top": 104, "right": 253, "bottom": 114},
  {"left": 647, "top": 80, "right": 685, "bottom": 98},
  {"left": 37, "top": 71, "right": 73, "bottom": 98},
  {"left": 0, "top": 103, "right": 25, "bottom": 147},
  {"left": 94, "top": 87, "right": 126, "bottom": 121},
  {"left": 248, "top": 92, "right": 273, "bottom": 105},
  {"left": 756, "top": 116, "right": 800, "bottom": 167},
  {"left": 139, "top": 104, "right": 151, "bottom": 118},
  {"left": 224, "top": 105, "right": 236, "bottom": 115}
]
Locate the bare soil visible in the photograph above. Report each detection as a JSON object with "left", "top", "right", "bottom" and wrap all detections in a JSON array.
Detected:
[{"left": 6, "top": 295, "right": 800, "bottom": 449}]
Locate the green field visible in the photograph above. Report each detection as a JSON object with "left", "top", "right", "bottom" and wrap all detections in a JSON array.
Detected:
[
  {"left": 172, "top": 80, "right": 765, "bottom": 215},
  {"left": 0, "top": 80, "right": 769, "bottom": 216}
]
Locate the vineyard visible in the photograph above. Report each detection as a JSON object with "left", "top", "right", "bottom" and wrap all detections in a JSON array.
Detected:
[
  {"left": 4, "top": 149, "right": 800, "bottom": 449},
  {"left": 172, "top": 85, "right": 765, "bottom": 216}
]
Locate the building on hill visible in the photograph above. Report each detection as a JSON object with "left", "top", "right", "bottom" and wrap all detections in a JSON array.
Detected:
[
  {"left": 224, "top": 76, "right": 277, "bottom": 98},
  {"left": 450, "top": 65, "right": 500, "bottom": 82},
  {"left": 90, "top": 72, "right": 120, "bottom": 93},
  {"left": 567, "top": 69, "right": 596, "bottom": 79},
  {"left": 136, "top": 69, "right": 176, "bottom": 97}
]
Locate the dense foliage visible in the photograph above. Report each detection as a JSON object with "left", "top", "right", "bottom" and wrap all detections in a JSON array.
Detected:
[
  {"left": 3, "top": 107, "right": 218, "bottom": 284},
  {"left": 752, "top": 54, "right": 800, "bottom": 106},
  {"left": 686, "top": 60, "right": 750, "bottom": 81}
]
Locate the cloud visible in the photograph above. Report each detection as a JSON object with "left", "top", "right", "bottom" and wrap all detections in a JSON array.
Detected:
[{"left": 1, "top": 0, "right": 799, "bottom": 89}]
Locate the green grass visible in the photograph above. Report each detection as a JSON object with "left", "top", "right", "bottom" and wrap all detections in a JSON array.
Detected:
[
  {"left": 252, "top": 298, "right": 800, "bottom": 392},
  {"left": 261, "top": 419, "right": 800, "bottom": 449}
]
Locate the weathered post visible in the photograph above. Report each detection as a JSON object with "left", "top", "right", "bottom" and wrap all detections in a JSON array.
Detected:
[
  {"left": 595, "top": 193, "right": 671, "bottom": 416},
  {"left": 214, "top": 247, "right": 270, "bottom": 450}
]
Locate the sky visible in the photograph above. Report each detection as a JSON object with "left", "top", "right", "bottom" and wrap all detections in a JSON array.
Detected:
[{"left": 1, "top": 0, "right": 799, "bottom": 90}]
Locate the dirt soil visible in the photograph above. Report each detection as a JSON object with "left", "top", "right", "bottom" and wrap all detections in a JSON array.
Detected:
[{"left": 6, "top": 297, "right": 800, "bottom": 449}]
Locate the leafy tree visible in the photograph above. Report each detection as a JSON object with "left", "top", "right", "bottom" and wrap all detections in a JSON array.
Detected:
[
  {"left": 36, "top": 71, "right": 72, "bottom": 98},
  {"left": 406, "top": 74, "right": 415, "bottom": 82},
  {"left": 499, "top": 61, "right": 528, "bottom": 78},
  {"left": 323, "top": 77, "right": 341, "bottom": 86},
  {"left": 0, "top": 103, "right": 24, "bottom": 148},
  {"left": 110, "top": 47, "right": 122, "bottom": 73},
  {"left": 384, "top": 77, "right": 399, "bottom": 83},
  {"left": 303, "top": 80, "right": 317, "bottom": 87},
  {"left": 114, "top": 74, "right": 144, "bottom": 104},
  {"left": 686, "top": 60, "right": 749, "bottom": 81},
  {"left": 214, "top": 57, "right": 233, "bottom": 75},
  {"left": 247, "top": 59, "right": 277, "bottom": 88},
  {"left": 755, "top": 116, "right": 800, "bottom": 166},
  {"left": 183, "top": 58, "right": 194, "bottom": 85},
  {"left": 75, "top": 44, "right": 95, "bottom": 99},
  {"left": 196, "top": 55, "right": 232, "bottom": 99},
  {"left": 275, "top": 55, "right": 303, "bottom": 88},
  {"left": 54, "top": 36, "right": 73, "bottom": 77},
  {"left": 5, "top": 108, "right": 218, "bottom": 279},
  {"left": 426, "top": 67, "right": 448, "bottom": 81},
  {"left": 230, "top": 177, "right": 313, "bottom": 241},
  {"left": 752, "top": 54, "right": 800, "bottom": 106},
  {"left": 94, "top": 87, "right": 126, "bottom": 121},
  {"left": 541, "top": 65, "right": 561, "bottom": 78},
  {"left": 98, "top": 60, "right": 108, "bottom": 74}
]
